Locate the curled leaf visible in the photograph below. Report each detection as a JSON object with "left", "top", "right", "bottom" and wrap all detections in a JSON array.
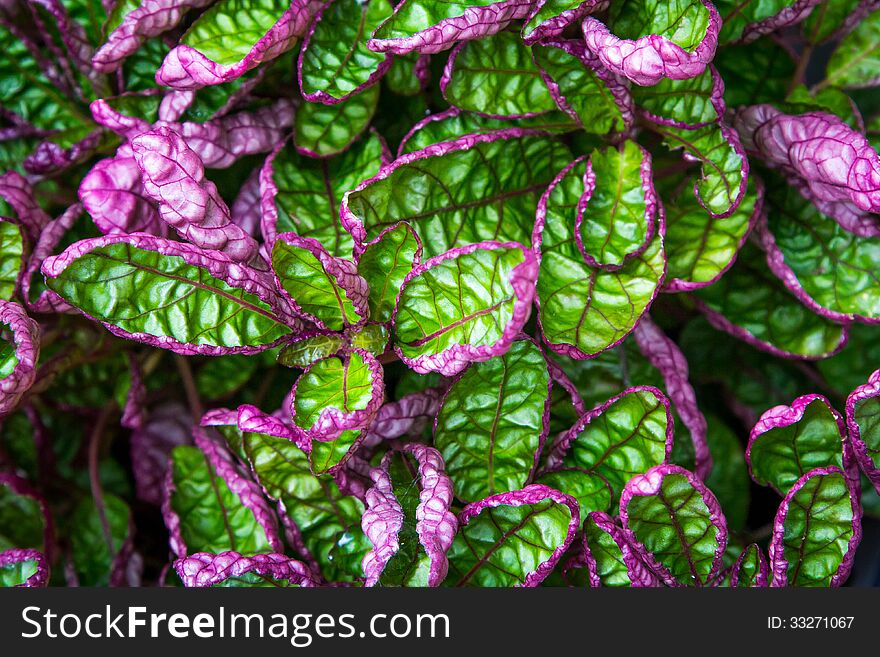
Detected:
[
  {"left": 0, "top": 301, "right": 40, "bottom": 416},
  {"left": 175, "top": 551, "right": 318, "bottom": 587}
]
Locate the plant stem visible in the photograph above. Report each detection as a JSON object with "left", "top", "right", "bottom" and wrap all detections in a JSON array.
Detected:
[
  {"left": 88, "top": 403, "right": 115, "bottom": 554},
  {"left": 175, "top": 355, "right": 203, "bottom": 422},
  {"left": 789, "top": 45, "right": 813, "bottom": 95}
]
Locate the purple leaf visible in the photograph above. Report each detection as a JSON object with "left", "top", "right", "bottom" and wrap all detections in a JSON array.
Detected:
[
  {"left": 0, "top": 301, "right": 40, "bottom": 417},
  {"left": 131, "top": 126, "right": 259, "bottom": 261},
  {"left": 578, "top": 510, "right": 660, "bottom": 587},
  {"left": 174, "top": 551, "right": 318, "bottom": 587},
  {"left": 0, "top": 172, "right": 50, "bottom": 240},
  {"left": 20, "top": 204, "right": 80, "bottom": 314},
  {"left": 131, "top": 402, "right": 193, "bottom": 506},
  {"left": 581, "top": 0, "right": 721, "bottom": 86},
  {"left": 846, "top": 368, "right": 880, "bottom": 493},
  {"left": 521, "top": 0, "right": 609, "bottom": 45},
  {"left": 361, "top": 443, "right": 457, "bottom": 586}
]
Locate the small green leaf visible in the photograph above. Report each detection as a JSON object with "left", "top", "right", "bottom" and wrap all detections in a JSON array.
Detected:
[
  {"left": 357, "top": 223, "right": 421, "bottom": 322},
  {"left": 278, "top": 334, "right": 346, "bottom": 368},
  {"left": 69, "top": 494, "right": 132, "bottom": 586},
  {"left": 350, "top": 323, "right": 390, "bottom": 355},
  {"left": 747, "top": 396, "right": 845, "bottom": 494},
  {"left": 435, "top": 341, "right": 551, "bottom": 501},
  {"left": 0, "top": 554, "right": 40, "bottom": 586}
]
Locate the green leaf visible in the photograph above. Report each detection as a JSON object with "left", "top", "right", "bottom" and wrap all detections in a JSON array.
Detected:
[
  {"left": 772, "top": 467, "right": 858, "bottom": 586},
  {"left": 195, "top": 355, "right": 261, "bottom": 399},
  {"left": 442, "top": 31, "right": 556, "bottom": 117},
  {"left": 292, "top": 350, "right": 381, "bottom": 439},
  {"left": 0, "top": 555, "right": 39, "bottom": 587},
  {"left": 731, "top": 543, "right": 765, "bottom": 587},
  {"left": 242, "top": 431, "right": 370, "bottom": 582},
  {"left": 0, "top": 25, "right": 86, "bottom": 132},
  {"left": 446, "top": 490, "right": 574, "bottom": 586},
  {"left": 45, "top": 240, "right": 293, "bottom": 351},
  {"left": 385, "top": 52, "right": 425, "bottom": 96},
  {"left": 826, "top": 9, "right": 880, "bottom": 89},
  {"left": 278, "top": 333, "right": 345, "bottom": 368},
  {"left": 350, "top": 322, "right": 390, "bottom": 355},
  {"left": 299, "top": 0, "right": 393, "bottom": 102},
  {"left": 536, "top": 159, "right": 665, "bottom": 357},
  {"left": 532, "top": 42, "right": 629, "bottom": 134},
  {"left": 294, "top": 86, "right": 380, "bottom": 157},
  {"left": 608, "top": 0, "right": 711, "bottom": 51},
  {"left": 704, "top": 414, "right": 749, "bottom": 533},
  {"left": 181, "top": 0, "right": 290, "bottom": 66},
  {"left": 343, "top": 133, "right": 571, "bottom": 257},
  {"left": 784, "top": 85, "right": 863, "bottom": 130},
  {"left": 398, "top": 110, "right": 578, "bottom": 156},
  {"left": 266, "top": 132, "right": 385, "bottom": 256},
  {"left": 0, "top": 220, "right": 23, "bottom": 300},
  {"left": 169, "top": 445, "right": 276, "bottom": 554},
  {"left": 747, "top": 396, "right": 845, "bottom": 494},
  {"left": 0, "top": 481, "right": 45, "bottom": 552},
  {"left": 715, "top": 0, "right": 810, "bottom": 44},
  {"left": 309, "top": 431, "right": 360, "bottom": 475},
  {"left": 804, "top": 0, "right": 862, "bottom": 44},
  {"left": 435, "top": 341, "right": 551, "bottom": 502},
  {"left": 653, "top": 121, "right": 746, "bottom": 218},
  {"left": 393, "top": 243, "right": 535, "bottom": 373},
  {"left": 271, "top": 238, "right": 365, "bottom": 330},
  {"left": 554, "top": 387, "right": 671, "bottom": 501},
  {"left": 536, "top": 469, "right": 612, "bottom": 517},
  {"left": 582, "top": 511, "right": 655, "bottom": 587},
  {"left": 663, "top": 175, "right": 756, "bottom": 289},
  {"left": 357, "top": 223, "right": 421, "bottom": 322},
  {"left": 622, "top": 466, "right": 726, "bottom": 587},
  {"left": 818, "top": 324, "right": 880, "bottom": 397},
  {"left": 579, "top": 141, "right": 655, "bottom": 268},
  {"left": 694, "top": 241, "right": 847, "bottom": 359},
  {"left": 633, "top": 66, "right": 719, "bottom": 126},
  {"left": 764, "top": 182, "right": 880, "bottom": 321},
  {"left": 713, "top": 39, "right": 794, "bottom": 107},
  {"left": 68, "top": 494, "right": 132, "bottom": 586}
]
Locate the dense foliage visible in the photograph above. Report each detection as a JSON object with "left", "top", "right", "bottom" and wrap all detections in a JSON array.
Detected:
[{"left": 1, "top": 0, "right": 879, "bottom": 588}]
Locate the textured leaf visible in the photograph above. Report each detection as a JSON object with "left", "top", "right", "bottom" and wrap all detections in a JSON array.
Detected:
[
  {"left": 760, "top": 182, "right": 880, "bottom": 322},
  {"left": 714, "top": 39, "right": 794, "bottom": 108},
  {"left": 536, "top": 469, "right": 611, "bottom": 517},
  {"left": 620, "top": 464, "right": 727, "bottom": 586},
  {"left": 693, "top": 241, "right": 848, "bottom": 359},
  {"left": 343, "top": 131, "right": 572, "bottom": 257},
  {"left": 435, "top": 340, "right": 551, "bottom": 501},
  {"left": 583, "top": 0, "right": 720, "bottom": 86},
  {"left": 730, "top": 543, "right": 769, "bottom": 587},
  {"left": 446, "top": 485, "right": 579, "bottom": 587},
  {"left": 769, "top": 466, "right": 861, "bottom": 587},
  {"left": 362, "top": 444, "right": 457, "bottom": 586},
  {"left": 392, "top": 241, "right": 538, "bottom": 376},
  {"left": 534, "top": 158, "right": 665, "bottom": 359},
  {"left": 0, "top": 549, "right": 48, "bottom": 587},
  {"left": 260, "top": 132, "right": 385, "bottom": 254},
  {"left": 131, "top": 127, "right": 259, "bottom": 261},
  {"left": 357, "top": 222, "right": 422, "bottom": 323},
  {"left": 633, "top": 65, "right": 722, "bottom": 129},
  {"left": 156, "top": 0, "right": 317, "bottom": 89},
  {"left": 441, "top": 31, "right": 556, "bottom": 118},
  {"left": 846, "top": 369, "right": 880, "bottom": 493},
  {"left": 825, "top": 8, "right": 880, "bottom": 89},
  {"left": 577, "top": 140, "right": 657, "bottom": 269},
  {"left": 652, "top": 120, "right": 748, "bottom": 218},
  {"left": 165, "top": 433, "right": 282, "bottom": 557},
  {"left": 277, "top": 332, "right": 346, "bottom": 368},
  {"left": 521, "top": 0, "right": 609, "bottom": 44},
  {"left": 0, "top": 474, "right": 50, "bottom": 553},
  {"left": 299, "top": 0, "right": 393, "bottom": 103},
  {"left": 747, "top": 395, "right": 848, "bottom": 495},
  {"left": 292, "top": 349, "right": 384, "bottom": 442},
  {"left": 546, "top": 386, "right": 673, "bottom": 501},
  {"left": 175, "top": 551, "right": 317, "bottom": 587},
  {"left": 532, "top": 39, "right": 632, "bottom": 135},
  {"left": 272, "top": 233, "right": 368, "bottom": 330},
  {"left": 0, "top": 220, "right": 24, "bottom": 300},
  {"left": 43, "top": 235, "right": 296, "bottom": 355},
  {"left": 385, "top": 52, "right": 429, "bottom": 96},
  {"left": 294, "top": 85, "right": 380, "bottom": 158},
  {"left": 241, "top": 427, "right": 371, "bottom": 581},
  {"left": 368, "top": 0, "right": 532, "bottom": 55},
  {"left": 580, "top": 511, "right": 659, "bottom": 587},
  {"left": 396, "top": 108, "right": 577, "bottom": 157},
  {"left": 715, "top": 0, "right": 822, "bottom": 44},
  {"left": 0, "top": 301, "right": 40, "bottom": 416},
  {"left": 663, "top": 175, "right": 759, "bottom": 291}
]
